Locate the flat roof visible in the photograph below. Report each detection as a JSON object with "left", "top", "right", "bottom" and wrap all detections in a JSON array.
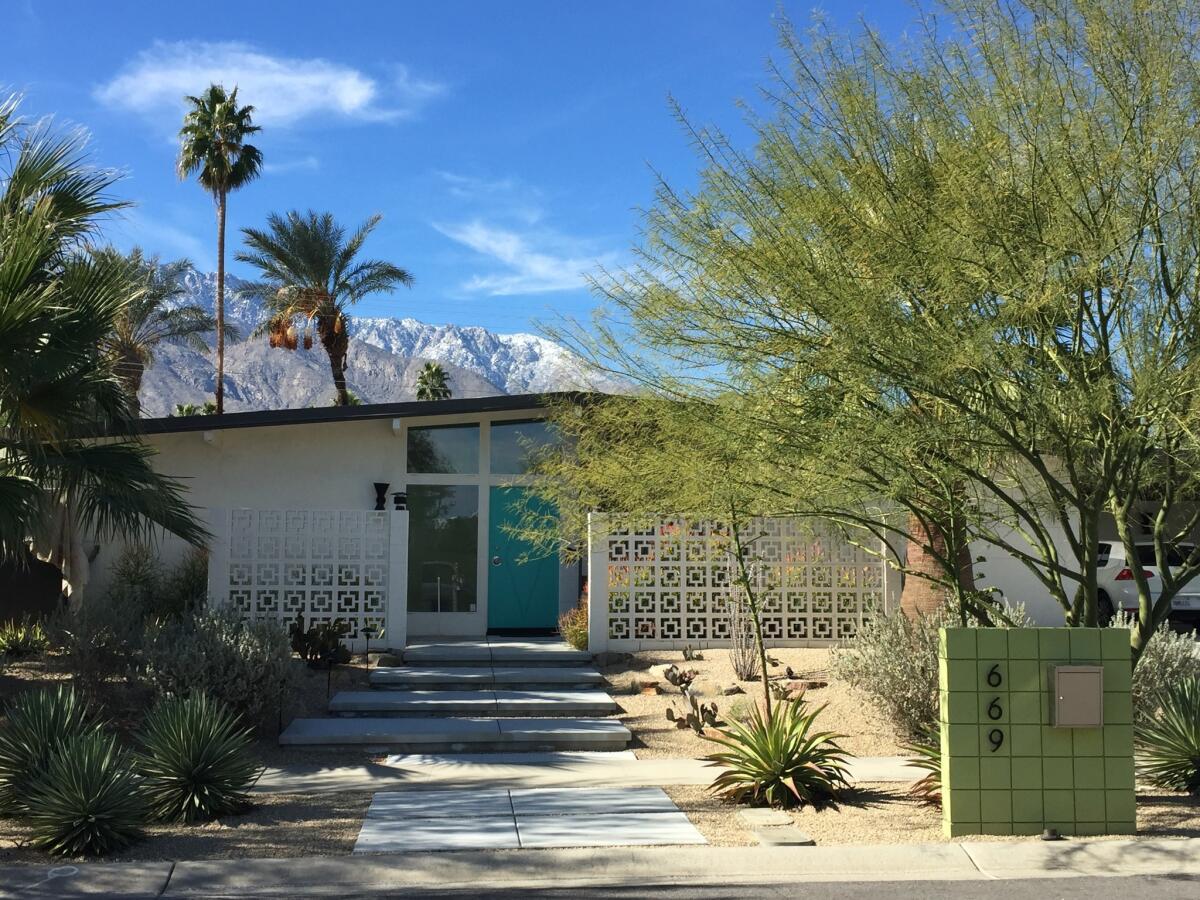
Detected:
[{"left": 130, "top": 391, "right": 597, "bottom": 436}]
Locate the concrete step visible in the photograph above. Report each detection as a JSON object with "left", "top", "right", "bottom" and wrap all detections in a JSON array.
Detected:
[
  {"left": 329, "top": 689, "right": 619, "bottom": 718},
  {"left": 369, "top": 666, "right": 606, "bottom": 691},
  {"left": 278, "top": 716, "right": 632, "bottom": 751},
  {"left": 402, "top": 641, "right": 591, "bottom": 668}
]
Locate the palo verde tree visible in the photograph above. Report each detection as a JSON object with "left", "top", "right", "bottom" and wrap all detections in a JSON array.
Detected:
[{"left": 546, "top": 0, "right": 1200, "bottom": 662}]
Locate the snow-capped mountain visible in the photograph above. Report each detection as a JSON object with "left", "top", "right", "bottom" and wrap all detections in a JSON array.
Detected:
[{"left": 139, "top": 268, "right": 621, "bottom": 417}]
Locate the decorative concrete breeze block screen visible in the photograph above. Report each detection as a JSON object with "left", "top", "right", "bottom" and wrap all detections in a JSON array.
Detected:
[
  {"left": 227, "top": 509, "right": 388, "bottom": 640},
  {"left": 601, "top": 518, "right": 883, "bottom": 646},
  {"left": 938, "top": 627, "right": 1136, "bottom": 837}
]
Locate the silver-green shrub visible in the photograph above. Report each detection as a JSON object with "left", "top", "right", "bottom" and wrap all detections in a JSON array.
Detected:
[
  {"left": 141, "top": 605, "right": 295, "bottom": 728},
  {"left": 830, "top": 604, "right": 1032, "bottom": 740},
  {"left": 1109, "top": 612, "right": 1200, "bottom": 723}
]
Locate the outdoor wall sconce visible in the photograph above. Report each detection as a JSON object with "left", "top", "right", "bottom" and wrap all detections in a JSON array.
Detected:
[
  {"left": 392, "top": 491, "right": 407, "bottom": 511},
  {"left": 373, "top": 483, "right": 389, "bottom": 511}
]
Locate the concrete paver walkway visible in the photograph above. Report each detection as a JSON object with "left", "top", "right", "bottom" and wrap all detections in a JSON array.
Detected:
[
  {"left": 253, "top": 753, "right": 915, "bottom": 794},
  {"left": 353, "top": 787, "right": 706, "bottom": 853}
]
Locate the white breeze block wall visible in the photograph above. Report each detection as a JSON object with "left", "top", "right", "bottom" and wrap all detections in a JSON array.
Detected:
[{"left": 587, "top": 515, "right": 891, "bottom": 652}]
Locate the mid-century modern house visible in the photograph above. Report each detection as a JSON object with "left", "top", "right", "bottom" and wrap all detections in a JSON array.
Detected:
[
  {"left": 89, "top": 393, "right": 589, "bottom": 650},
  {"left": 84, "top": 391, "right": 1156, "bottom": 654}
]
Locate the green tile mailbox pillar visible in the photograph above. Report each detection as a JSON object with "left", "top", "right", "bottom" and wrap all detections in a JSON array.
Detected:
[{"left": 938, "top": 627, "right": 1135, "bottom": 837}]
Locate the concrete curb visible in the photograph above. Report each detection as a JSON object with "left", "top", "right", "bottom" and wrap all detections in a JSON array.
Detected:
[{"left": 3, "top": 839, "right": 1197, "bottom": 897}]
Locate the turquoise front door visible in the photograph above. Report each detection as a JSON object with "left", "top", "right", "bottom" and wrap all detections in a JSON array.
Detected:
[{"left": 487, "top": 486, "right": 559, "bottom": 630}]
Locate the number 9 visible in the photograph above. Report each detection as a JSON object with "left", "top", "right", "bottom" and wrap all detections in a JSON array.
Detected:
[
  {"left": 988, "top": 728, "right": 1004, "bottom": 752},
  {"left": 987, "top": 664, "right": 1003, "bottom": 687}
]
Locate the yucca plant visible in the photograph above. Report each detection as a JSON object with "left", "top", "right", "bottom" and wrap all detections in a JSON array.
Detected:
[
  {"left": 23, "top": 731, "right": 144, "bottom": 856},
  {"left": 134, "top": 693, "right": 261, "bottom": 823},
  {"left": 0, "top": 685, "right": 99, "bottom": 814},
  {"left": 902, "top": 730, "right": 942, "bottom": 807},
  {"left": 703, "top": 699, "right": 850, "bottom": 809},
  {"left": 1136, "top": 676, "right": 1200, "bottom": 794},
  {"left": 0, "top": 618, "right": 50, "bottom": 657}
]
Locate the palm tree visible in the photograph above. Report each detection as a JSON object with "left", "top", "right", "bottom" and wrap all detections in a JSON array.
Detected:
[
  {"left": 100, "top": 248, "right": 235, "bottom": 414},
  {"left": 0, "top": 94, "right": 207, "bottom": 558},
  {"left": 237, "top": 210, "right": 413, "bottom": 406},
  {"left": 172, "top": 401, "right": 217, "bottom": 417},
  {"left": 416, "top": 362, "right": 452, "bottom": 401},
  {"left": 177, "top": 84, "right": 262, "bottom": 415}
]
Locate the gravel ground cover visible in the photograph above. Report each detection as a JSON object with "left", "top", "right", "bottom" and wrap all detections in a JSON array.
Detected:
[{"left": 601, "top": 647, "right": 905, "bottom": 758}]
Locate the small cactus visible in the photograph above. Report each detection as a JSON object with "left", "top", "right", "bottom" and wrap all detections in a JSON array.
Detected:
[
  {"left": 666, "top": 690, "right": 720, "bottom": 734},
  {"left": 663, "top": 664, "right": 698, "bottom": 691}
]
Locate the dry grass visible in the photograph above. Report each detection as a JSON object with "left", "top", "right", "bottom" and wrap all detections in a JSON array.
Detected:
[{"left": 602, "top": 647, "right": 904, "bottom": 758}]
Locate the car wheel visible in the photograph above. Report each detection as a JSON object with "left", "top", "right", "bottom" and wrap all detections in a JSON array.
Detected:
[{"left": 1098, "top": 591, "right": 1116, "bottom": 626}]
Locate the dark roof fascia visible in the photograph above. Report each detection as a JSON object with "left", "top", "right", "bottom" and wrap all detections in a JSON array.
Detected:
[{"left": 123, "top": 392, "right": 602, "bottom": 437}]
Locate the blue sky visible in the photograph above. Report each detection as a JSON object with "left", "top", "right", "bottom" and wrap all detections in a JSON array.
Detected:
[{"left": 6, "top": 1, "right": 913, "bottom": 336}]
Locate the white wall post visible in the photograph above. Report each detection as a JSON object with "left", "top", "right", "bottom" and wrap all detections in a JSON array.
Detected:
[
  {"left": 205, "top": 506, "right": 230, "bottom": 607},
  {"left": 386, "top": 508, "right": 409, "bottom": 651},
  {"left": 881, "top": 537, "right": 901, "bottom": 614},
  {"left": 586, "top": 512, "right": 609, "bottom": 654}
]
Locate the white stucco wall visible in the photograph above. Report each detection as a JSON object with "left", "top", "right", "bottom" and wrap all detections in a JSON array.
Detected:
[{"left": 87, "top": 408, "right": 578, "bottom": 644}]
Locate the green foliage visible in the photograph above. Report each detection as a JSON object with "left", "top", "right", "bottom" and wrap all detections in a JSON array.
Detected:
[
  {"left": 0, "top": 617, "right": 50, "bottom": 657},
  {"left": 237, "top": 210, "right": 413, "bottom": 406},
  {"left": 902, "top": 731, "right": 942, "bottom": 808},
  {"left": 829, "top": 611, "right": 947, "bottom": 739},
  {"left": 704, "top": 699, "right": 850, "bottom": 809},
  {"left": 142, "top": 606, "right": 295, "bottom": 726},
  {"left": 288, "top": 613, "right": 352, "bottom": 668},
  {"left": 24, "top": 731, "right": 144, "bottom": 856},
  {"left": 0, "top": 686, "right": 100, "bottom": 815},
  {"left": 416, "top": 361, "right": 452, "bottom": 401},
  {"left": 134, "top": 693, "right": 260, "bottom": 823},
  {"left": 1110, "top": 614, "right": 1200, "bottom": 723},
  {"left": 172, "top": 401, "right": 217, "bottom": 416},
  {"left": 0, "top": 93, "right": 208, "bottom": 556},
  {"left": 666, "top": 691, "right": 719, "bottom": 734},
  {"left": 558, "top": 602, "right": 588, "bottom": 651},
  {"left": 1135, "top": 677, "right": 1200, "bottom": 795}
]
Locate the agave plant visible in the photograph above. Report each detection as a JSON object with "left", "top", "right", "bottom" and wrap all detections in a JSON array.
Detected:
[
  {"left": 1136, "top": 676, "right": 1200, "bottom": 794},
  {"left": 902, "top": 730, "right": 942, "bottom": 807},
  {"left": 0, "top": 617, "right": 50, "bottom": 657},
  {"left": 703, "top": 699, "right": 850, "bottom": 809},
  {"left": 24, "top": 731, "right": 145, "bottom": 856},
  {"left": 0, "top": 685, "right": 99, "bottom": 814},
  {"left": 134, "top": 693, "right": 261, "bottom": 823}
]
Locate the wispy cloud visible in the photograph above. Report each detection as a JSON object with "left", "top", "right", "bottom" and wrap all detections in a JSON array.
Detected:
[
  {"left": 262, "top": 155, "right": 320, "bottom": 175},
  {"left": 94, "top": 42, "right": 444, "bottom": 127},
  {"left": 112, "top": 210, "right": 214, "bottom": 271},
  {"left": 434, "top": 220, "right": 616, "bottom": 295}
]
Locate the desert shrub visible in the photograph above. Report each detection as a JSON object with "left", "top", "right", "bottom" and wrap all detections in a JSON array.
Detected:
[
  {"left": 106, "top": 544, "right": 163, "bottom": 617},
  {"left": 830, "top": 605, "right": 1033, "bottom": 740},
  {"left": 156, "top": 548, "right": 209, "bottom": 617},
  {"left": 1108, "top": 613, "right": 1200, "bottom": 723},
  {"left": 829, "top": 610, "right": 947, "bottom": 739},
  {"left": 1135, "top": 676, "right": 1200, "bottom": 794},
  {"left": 0, "top": 685, "right": 100, "bottom": 814},
  {"left": 558, "top": 602, "right": 588, "bottom": 651},
  {"left": 57, "top": 590, "right": 146, "bottom": 690},
  {"left": 135, "top": 693, "right": 261, "bottom": 823},
  {"left": 0, "top": 617, "right": 50, "bottom": 658},
  {"left": 705, "top": 700, "right": 850, "bottom": 809},
  {"left": 725, "top": 596, "right": 760, "bottom": 682},
  {"left": 141, "top": 605, "right": 295, "bottom": 727},
  {"left": 24, "top": 731, "right": 145, "bottom": 856}
]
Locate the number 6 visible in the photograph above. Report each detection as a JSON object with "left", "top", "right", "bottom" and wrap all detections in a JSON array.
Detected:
[
  {"left": 988, "top": 697, "right": 1003, "bottom": 720},
  {"left": 987, "top": 664, "right": 1003, "bottom": 687}
]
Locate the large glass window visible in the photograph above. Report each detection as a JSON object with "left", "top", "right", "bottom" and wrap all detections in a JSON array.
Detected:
[
  {"left": 490, "top": 419, "right": 558, "bottom": 475},
  {"left": 407, "top": 485, "right": 479, "bottom": 613},
  {"left": 407, "top": 424, "right": 479, "bottom": 474}
]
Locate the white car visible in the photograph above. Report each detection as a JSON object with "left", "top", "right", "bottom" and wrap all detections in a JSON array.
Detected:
[{"left": 1097, "top": 542, "right": 1200, "bottom": 625}]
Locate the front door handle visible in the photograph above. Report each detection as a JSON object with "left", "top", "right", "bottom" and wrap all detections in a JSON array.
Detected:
[{"left": 491, "top": 556, "right": 502, "bottom": 567}]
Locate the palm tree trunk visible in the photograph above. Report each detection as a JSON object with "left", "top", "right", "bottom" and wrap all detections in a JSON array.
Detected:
[
  {"left": 320, "top": 316, "right": 351, "bottom": 405},
  {"left": 900, "top": 510, "right": 976, "bottom": 619},
  {"left": 215, "top": 189, "right": 227, "bottom": 415},
  {"left": 122, "top": 359, "right": 144, "bottom": 416}
]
